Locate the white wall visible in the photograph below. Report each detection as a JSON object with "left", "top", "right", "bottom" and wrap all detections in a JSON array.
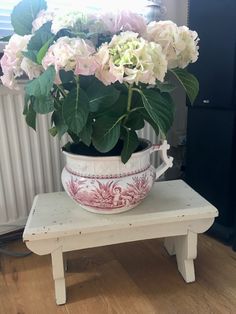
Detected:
[
  {"left": 163, "top": 0, "right": 189, "bottom": 146},
  {"left": 163, "top": 0, "right": 188, "bottom": 25}
]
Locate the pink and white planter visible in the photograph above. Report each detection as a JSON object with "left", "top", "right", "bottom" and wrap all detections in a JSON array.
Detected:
[{"left": 61, "top": 139, "right": 173, "bottom": 214}]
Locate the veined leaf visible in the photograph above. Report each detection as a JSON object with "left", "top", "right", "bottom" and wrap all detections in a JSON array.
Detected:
[
  {"left": 92, "top": 115, "right": 121, "bottom": 153},
  {"left": 33, "top": 96, "right": 54, "bottom": 114},
  {"left": 22, "top": 50, "right": 38, "bottom": 63},
  {"left": 11, "top": 0, "right": 47, "bottom": 36},
  {"left": 25, "top": 103, "right": 37, "bottom": 130},
  {"left": 25, "top": 66, "right": 56, "bottom": 97},
  {"left": 36, "top": 37, "right": 54, "bottom": 64},
  {"left": 140, "top": 109, "right": 159, "bottom": 137},
  {"left": 137, "top": 88, "right": 175, "bottom": 136},
  {"left": 28, "top": 22, "right": 53, "bottom": 51},
  {"left": 79, "top": 117, "right": 93, "bottom": 146},
  {"left": 120, "top": 127, "right": 139, "bottom": 164},
  {"left": 87, "top": 79, "right": 120, "bottom": 112},
  {"left": 62, "top": 87, "right": 89, "bottom": 135},
  {"left": 170, "top": 68, "right": 199, "bottom": 104},
  {"left": 125, "top": 111, "right": 145, "bottom": 130},
  {"left": 51, "top": 109, "right": 68, "bottom": 139},
  {"left": 155, "top": 81, "right": 176, "bottom": 93},
  {"left": 0, "top": 35, "right": 11, "bottom": 42}
]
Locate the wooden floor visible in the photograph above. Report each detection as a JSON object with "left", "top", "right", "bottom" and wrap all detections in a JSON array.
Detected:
[{"left": 0, "top": 235, "right": 236, "bottom": 314}]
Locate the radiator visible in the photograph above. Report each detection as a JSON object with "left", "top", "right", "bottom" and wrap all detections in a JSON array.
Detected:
[{"left": 0, "top": 83, "right": 160, "bottom": 235}]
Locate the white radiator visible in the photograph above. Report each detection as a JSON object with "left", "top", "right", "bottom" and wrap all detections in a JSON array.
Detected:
[{"left": 0, "top": 83, "right": 159, "bottom": 235}]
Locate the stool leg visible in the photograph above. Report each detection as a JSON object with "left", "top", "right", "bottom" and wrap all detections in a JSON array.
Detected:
[
  {"left": 164, "top": 237, "right": 176, "bottom": 255},
  {"left": 63, "top": 253, "right": 68, "bottom": 272},
  {"left": 174, "top": 231, "right": 197, "bottom": 283},
  {"left": 51, "top": 247, "right": 66, "bottom": 305}
]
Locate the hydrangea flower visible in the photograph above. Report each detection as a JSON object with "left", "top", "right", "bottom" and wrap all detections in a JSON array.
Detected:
[
  {"left": 95, "top": 31, "right": 167, "bottom": 86},
  {"left": 32, "top": 9, "right": 55, "bottom": 32},
  {"left": 0, "top": 34, "right": 32, "bottom": 89},
  {"left": 51, "top": 10, "right": 89, "bottom": 34},
  {"left": 21, "top": 57, "right": 43, "bottom": 80},
  {"left": 98, "top": 10, "right": 147, "bottom": 36},
  {"left": 42, "top": 36, "right": 96, "bottom": 75},
  {"left": 146, "top": 20, "right": 199, "bottom": 69}
]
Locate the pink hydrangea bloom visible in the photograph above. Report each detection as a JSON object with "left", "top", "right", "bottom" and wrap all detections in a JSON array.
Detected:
[
  {"left": 32, "top": 9, "right": 55, "bottom": 32},
  {"left": 0, "top": 34, "right": 31, "bottom": 89},
  {"left": 99, "top": 10, "right": 147, "bottom": 36},
  {"left": 42, "top": 36, "right": 97, "bottom": 76},
  {"left": 94, "top": 43, "right": 119, "bottom": 86}
]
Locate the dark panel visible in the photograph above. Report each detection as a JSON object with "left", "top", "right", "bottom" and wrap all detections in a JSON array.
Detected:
[
  {"left": 186, "top": 108, "right": 236, "bottom": 227},
  {"left": 189, "top": 0, "right": 236, "bottom": 108}
]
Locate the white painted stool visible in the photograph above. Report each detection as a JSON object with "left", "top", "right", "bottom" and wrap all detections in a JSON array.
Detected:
[{"left": 23, "top": 180, "right": 218, "bottom": 305}]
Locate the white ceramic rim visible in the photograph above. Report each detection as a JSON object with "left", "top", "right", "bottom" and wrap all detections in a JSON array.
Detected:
[{"left": 61, "top": 138, "right": 153, "bottom": 161}]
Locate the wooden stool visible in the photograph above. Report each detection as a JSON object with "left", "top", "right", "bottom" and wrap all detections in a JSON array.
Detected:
[{"left": 23, "top": 180, "right": 218, "bottom": 305}]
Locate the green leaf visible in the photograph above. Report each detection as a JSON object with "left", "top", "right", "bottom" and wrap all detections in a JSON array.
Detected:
[
  {"left": 125, "top": 111, "right": 145, "bottom": 130},
  {"left": 0, "top": 35, "right": 12, "bottom": 42},
  {"left": 79, "top": 75, "right": 95, "bottom": 90},
  {"left": 23, "top": 23, "right": 53, "bottom": 64},
  {"left": 120, "top": 127, "right": 139, "bottom": 164},
  {"left": 99, "top": 94, "right": 127, "bottom": 119},
  {"left": 170, "top": 68, "right": 199, "bottom": 104},
  {"left": 87, "top": 79, "right": 120, "bottom": 112},
  {"left": 138, "top": 88, "right": 175, "bottom": 136},
  {"left": 62, "top": 87, "right": 89, "bottom": 135},
  {"left": 22, "top": 50, "right": 38, "bottom": 63},
  {"left": 79, "top": 117, "right": 92, "bottom": 146},
  {"left": 33, "top": 96, "right": 54, "bottom": 114},
  {"left": 23, "top": 93, "right": 30, "bottom": 115},
  {"left": 28, "top": 22, "right": 53, "bottom": 51},
  {"left": 49, "top": 126, "right": 57, "bottom": 137},
  {"left": 25, "top": 103, "right": 37, "bottom": 130},
  {"left": 25, "top": 66, "right": 56, "bottom": 97},
  {"left": 68, "top": 132, "right": 80, "bottom": 143},
  {"left": 92, "top": 115, "right": 121, "bottom": 153},
  {"left": 59, "top": 70, "right": 74, "bottom": 84},
  {"left": 155, "top": 81, "right": 176, "bottom": 93},
  {"left": 51, "top": 109, "right": 68, "bottom": 138},
  {"left": 11, "top": 0, "right": 47, "bottom": 36},
  {"left": 140, "top": 109, "right": 159, "bottom": 137},
  {"left": 36, "top": 37, "right": 54, "bottom": 64}
]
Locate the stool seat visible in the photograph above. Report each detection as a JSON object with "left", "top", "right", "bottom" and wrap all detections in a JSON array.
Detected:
[{"left": 23, "top": 180, "right": 218, "bottom": 305}]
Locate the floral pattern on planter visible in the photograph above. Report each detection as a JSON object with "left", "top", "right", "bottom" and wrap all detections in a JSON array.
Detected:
[{"left": 66, "top": 173, "right": 153, "bottom": 212}]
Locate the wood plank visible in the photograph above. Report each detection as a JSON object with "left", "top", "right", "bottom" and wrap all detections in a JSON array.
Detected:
[
  {"left": 23, "top": 180, "right": 218, "bottom": 241},
  {"left": 1, "top": 235, "right": 236, "bottom": 313}
]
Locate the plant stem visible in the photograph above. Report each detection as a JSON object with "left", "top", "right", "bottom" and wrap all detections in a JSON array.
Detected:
[
  {"left": 76, "top": 75, "right": 80, "bottom": 98},
  {"left": 56, "top": 85, "right": 66, "bottom": 98},
  {"left": 127, "top": 84, "right": 133, "bottom": 113},
  {"left": 122, "top": 84, "right": 133, "bottom": 125}
]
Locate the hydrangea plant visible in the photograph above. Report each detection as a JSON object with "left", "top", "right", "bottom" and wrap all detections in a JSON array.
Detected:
[{"left": 0, "top": 0, "right": 199, "bottom": 163}]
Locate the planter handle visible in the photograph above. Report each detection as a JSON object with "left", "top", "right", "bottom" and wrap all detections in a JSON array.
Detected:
[{"left": 150, "top": 140, "right": 173, "bottom": 180}]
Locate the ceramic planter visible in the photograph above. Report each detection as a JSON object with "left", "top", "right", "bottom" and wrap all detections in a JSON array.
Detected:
[{"left": 61, "top": 139, "right": 173, "bottom": 214}]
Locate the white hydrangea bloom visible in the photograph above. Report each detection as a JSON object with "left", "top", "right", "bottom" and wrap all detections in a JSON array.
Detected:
[
  {"left": 42, "top": 36, "right": 96, "bottom": 75},
  {"left": 146, "top": 20, "right": 199, "bottom": 69},
  {"left": 95, "top": 31, "right": 167, "bottom": 86},
  {"left": 176, "top": 26, "right": 199, "bottom": 69},
  {"left": 51, "top": 10, "right": 88, "bottom": 34},
  {"left": 21, "top": 57, "right": 43, "bottom": 80},
  {"left": 0, "top": 34, "right": 32, "bottom": 89},
  {"left": 32, "top": 9, "right": 55, "bottom": 32}
]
